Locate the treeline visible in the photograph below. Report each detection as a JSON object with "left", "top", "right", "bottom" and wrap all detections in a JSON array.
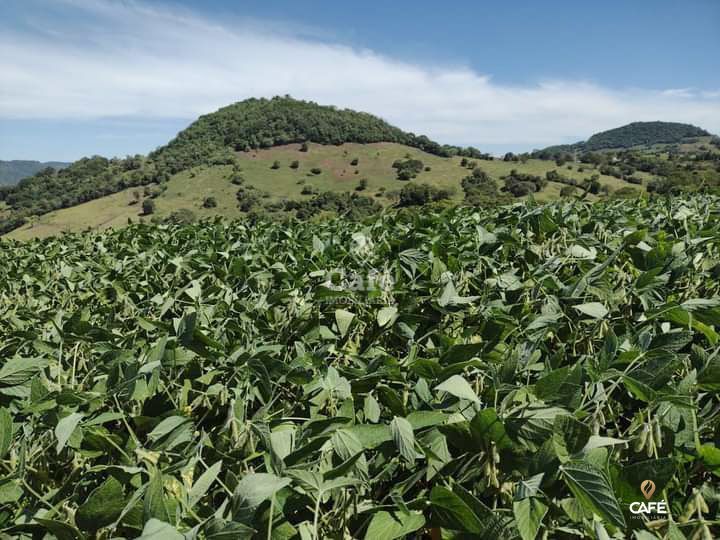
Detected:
[{"left": 0, "top": 155, "right": 166, "bottom": 234}]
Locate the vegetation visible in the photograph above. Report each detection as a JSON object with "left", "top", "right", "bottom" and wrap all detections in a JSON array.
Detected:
[
  {"left": 392, "top": 159, "right": 424, "bottom": 180},
  {"left": 585, "top": 122, "right": 709, "bottom": 150},
  {"left": 1, "top": 196, "right": 719, "bottom": 538},
  {"left": 150, "top": 96, "right": 452, "bottom": 174},
  {"left": 142, "top": 199, "right": 156, "bottom": 215},
  {"left": 536, "top": 122, "right": 711, "bottom": 157},
  {"left": 397, "top": 183, "right": 451, "bottom": 206},
  {"left": 0, "top": 160, "right": 69, "bottom": 185}
]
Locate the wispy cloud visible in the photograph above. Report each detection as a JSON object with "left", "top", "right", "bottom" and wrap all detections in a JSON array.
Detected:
[{"left": 1, "top": 0, "right": 718, "bottom": 151}]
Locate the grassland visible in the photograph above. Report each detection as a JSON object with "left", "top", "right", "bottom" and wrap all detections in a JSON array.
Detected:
[{"left": 6, "top": 142, "right": 642, "bottom": 239}]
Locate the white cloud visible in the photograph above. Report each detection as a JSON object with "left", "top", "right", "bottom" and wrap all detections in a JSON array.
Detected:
[{"left": 1, "top": 0, "right": 719, "bottom": 151}]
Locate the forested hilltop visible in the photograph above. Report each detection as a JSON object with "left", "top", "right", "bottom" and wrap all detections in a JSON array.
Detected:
[
  {"left": 1, "top": 98, "right": 718, "bottom": 238},
  {"left": 151, "top": 96, "right": 467, "bottom": 173},
  {"left": 536, "top": 121, "right": 711, "bottom": 155},
  {"left": 584, "top": 121, "right": 709, "bottom": 150},
  {"left": 0, "top": 97, "right": 489, "bottom": 234}
]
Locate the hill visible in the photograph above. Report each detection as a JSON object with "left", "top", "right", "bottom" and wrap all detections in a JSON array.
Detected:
[
  {"left": 1, "top": 97, "right": 494, "bottom": 235},
  {"left": 536, "top": 121, "right": 711, "bottom": 156},
  {"left": 3, "top": 96, "right": 636, "bottom": 238},
  {"left": 6, "top": 141, "right": 642, "bottom": 240},
  {"left": 585, "top": 121, "right": 710, "bottom": 150},
  {"left": 12, "top": 98, "right": 718, "bottom": 239},
  {"left": 0, "top": 159, "right": 69, "bottom": 185}
]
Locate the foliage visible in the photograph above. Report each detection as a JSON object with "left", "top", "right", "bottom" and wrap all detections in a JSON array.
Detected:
[
  {"left": 0, "top": 160, "right": 69, "bottom": 186},
  {"left": 585, "top": 122, "right": 709, "bottom": 150},
  {"left": 1, "top": 196, "right": 719, "bottom": 538},
  {"left": 392, "top": 159, "right": 424, "bottom": 180},
  {"left": 501, "top": 170, "right": 547, "bottom": 197},
  {"left": 150, "top": 96, "right": 451, "bottom": 174},
  {"left": 142, "top": 199, "right": 156, "bottom": 215},
  {"left": 397, "top": 183, "right": 451, "bottom": 206},
  {"left": 202, "top": 196, "right": 217, "bottom": 208}
]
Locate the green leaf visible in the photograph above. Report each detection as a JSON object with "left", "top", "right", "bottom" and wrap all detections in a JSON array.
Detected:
[
  {"left": 34, "top": 518, "right": 83, "bottom": 540},
  {"left": 434, "top": 375, "right": 479, "bottom": 403},
  {"left": 470, "top": 408, "right": 511, "bottom": 450},
  {"left": 0, "top": 357, "right": 49, "bottom": 386},
  {"left": 0, "top": 407, "right": 13, "bottom": 458},
  {"left": 188, "top": 460, "right": 223, "bottom": 508},
  {"left": 377, "top": 306, "right": 398, "bottom": 327},
  {"left": 429, "top": 485, "right": 507, "bottom": 536},
  {"left": 76, "top": 476, "right": 126, "bottom": 531},
  {"left": 55, "top": 412, "right": 83, "bottom": 453},
  {"left": 335, "top": 309, "right": 355, "bottom": 337},
  {"left": 391, "top": 416, "right": 416, "bottom": 463},
  {"left": 363, "top": 394, "right": 381, "bottom": 423},
  {"left": 137, "top": 518, "right": 184, "bottom": 540},
  {"left": 364, "top": 510, "right": 425, "bottom": 540},
  {"left": 513, "top": 497, "right": 548, "bottom": 540},
  {"left": 552, "top": 416, "right": 591, "bottom": 463},
  {"left": 573, "top": 302, "right": 609, "bottom": 319},
  {"left": 232, "top": 473, "right": 290, "bottom": 522},
  {"left": 560, "top": 460, "right": 625, "bottom": 529},
  {"left": 144, "top": 467, "right": 172, "bottom": 524}
]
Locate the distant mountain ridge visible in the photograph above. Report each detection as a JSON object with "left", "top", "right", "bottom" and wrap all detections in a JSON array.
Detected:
[
  {"left": 536, "top": 121, "right": 711, "bottom": 156},
  {"left": 0, "top": 160, "right": 70, "bottom": 185}
]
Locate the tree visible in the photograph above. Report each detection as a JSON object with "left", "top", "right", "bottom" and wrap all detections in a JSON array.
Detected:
[
  {"left": 350, "top": 158, "right": 359, "bottom": 166},
  {"left": 300, "top": 142, "right": 309, "bottom": 152},
  {"left": 356, "top": 178, "right": 368, "bottom": 191},
  {"left": 142, "top": 199, "right": 155, "bottom": 215},
  {"left": 202, "top": 196, "right": 217, "bottom": 208},
  {"left": 290, "top": 160, "right": 300, "bottom": 169},
  {"left": 271, "top": 160, "right": 281, "bottom": 169},
  {"left": 398, "top": 183, "right": 451, "bottom": 207}
]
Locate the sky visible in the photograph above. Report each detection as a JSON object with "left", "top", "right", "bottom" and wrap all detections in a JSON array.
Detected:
[{"left": 1, "top": 0, "right": 719, "bottom": 161}]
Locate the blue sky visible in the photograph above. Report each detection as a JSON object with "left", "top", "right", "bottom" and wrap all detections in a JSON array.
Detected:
[{"left": 1, "top": 0, "right": 719, "bottom": 161}]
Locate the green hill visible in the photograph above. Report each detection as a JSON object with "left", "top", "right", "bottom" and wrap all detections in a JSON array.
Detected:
[
  {"left": 536, "top": 121, "right": 711, "bottom": 156},
  {"left": 151, "top": 96, "right": 457, "bottom": 173},
  {"left": 0, "top": 160, "right": 69, "bottom": 185},
  {"left": 15, "top": 98, "right": 717, "bottom": 239},
  {"left": 585, "top": 121, "right": 710, "bottom": 150},
  {"left": 2, "top": 97, "right": 495, "bottom": 234}
]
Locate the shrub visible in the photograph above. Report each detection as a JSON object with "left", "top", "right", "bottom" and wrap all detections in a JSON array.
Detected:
[
  {"left": 271, "top": 160, "right": 281, "bottom": 170},
  {"left": 392, "top": 159, "right": 424, "bottom": 180},
  {"left": 398, "top": 183, "right": 452, "bottom": 207},
  {"left": 300, "top": 142, "right": 309, "bottom": 152},
  {"left": 310, "top": 167, "right": 322, "bottom": 175},
  {"left": 290, "top": 160, "right": 300, "bottom": 169},
  {"left": 202, "top": 196, "right": 217, "bottom": 208},
  {"left": 350, "top": 158, "right": 359, "bottom": 166},
  {"left": 142, "top": 199, "right": 155, "bottom": 215},
  {"left": 356, "top": 179, "right": 368, "bottom": 191}
]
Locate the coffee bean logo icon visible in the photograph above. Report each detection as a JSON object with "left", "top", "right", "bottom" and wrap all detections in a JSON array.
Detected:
[{"left": 640, "top": 480, "right": 655, "bottom": 500}]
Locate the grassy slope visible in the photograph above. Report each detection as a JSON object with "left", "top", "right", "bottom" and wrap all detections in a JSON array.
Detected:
[{"left": 7, "top": 142, "right": 641, "bottom": 240}]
